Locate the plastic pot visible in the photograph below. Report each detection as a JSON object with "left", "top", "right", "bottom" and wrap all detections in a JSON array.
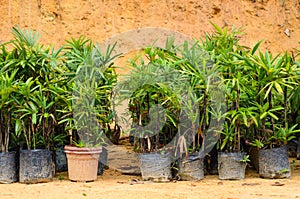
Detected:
[
  {"left": 19, "top": 149, "right": 54, "bottom": 183},
  {"left": 55, "top": 144, "right": 68, "bottom": 172},
  {"left": 178, "top": 154, "right": 204, "bottom": 181},
  {"left": 98, "top": 146, "right": 108, "bottom": 175},
  {"left": 218, "top": 152, "right": 246, "bottom": 180},
  {"left": 138, "top": 151, "right": 171, "bottom": 182},
  {"left": 258, "top": 145, "right": 290, "bottom": 179},
  {"left": 0, "top": 151, "right": 18, "bottom": 184},
  {"left": 248, "top": 147, "right": 259, "bottom": 171}
]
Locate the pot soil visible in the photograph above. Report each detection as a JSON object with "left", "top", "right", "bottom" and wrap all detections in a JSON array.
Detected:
[
  {"left": 178, "top": 154, "right": 204, "bottom": 181},
  {"left": 19, "top": 149, "right": 53, "bottom": 183},
  {"left": 139, "top": 151, "right": 171, "bottom": 182},
  {"left": 218, "top": 152, "right": 246, "bottom": 180},
  {"left": 258, "top": 146, "right": 291, "bottom": 179},
  {"left": 64, "top": 145, "right": 102, "bottom": 182},
  {"left": 0, "top": 151, "right": 17, "bottom": 184}
]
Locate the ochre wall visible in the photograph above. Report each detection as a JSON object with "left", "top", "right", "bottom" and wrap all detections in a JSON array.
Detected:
[{"left": 0, "top": 0, "right": 299, "bottom": 53}]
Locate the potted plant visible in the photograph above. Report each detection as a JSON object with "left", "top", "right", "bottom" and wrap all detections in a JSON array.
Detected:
[
  {"left": 172, "top": 40, "right": 220, "bottom": 180},
  {"left": 290, "top": 46, "right": 300, "bottom": 160},
  {"left": 6, "top": 26, "right": 64, "bottom": 183},
  {"left": 117, "top": 43, "right": 188, "bottom": 182},
  {"left": 201, "top": 23, "right": 251, "bottom": 180},
  {"left": 218, "top": 73, "right": 254, "bottom": 180},
  {"left": 62, "top": 36, "right": 119, "bottom": 182},
  {"left": 0, "top": 66, "right": 18, "bottom": 183},
  {"left": 217, "top": 72, "right": 254, "bottom": 180},
  {"left": 174, "top": 89, "right": 205, "bottom": 181},
  {"left": 239, "top": 49, "right": 300, "bottom": 179}
]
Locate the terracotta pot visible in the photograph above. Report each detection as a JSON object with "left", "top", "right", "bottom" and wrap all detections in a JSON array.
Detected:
[{"left": 64, "top": 145, "right": 102, "bottom": 182}]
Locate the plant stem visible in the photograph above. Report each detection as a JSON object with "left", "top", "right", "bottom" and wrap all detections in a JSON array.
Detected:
[
  {"left": 155, "top": 97, "right": 159, "bottom": 151},
  {"left": 4, "top": 109, "right": 11, "bottom": 152},
  {"left": 284, "top": 85, "right": 287, "bottom": 129},
  {"left": 268, "top": 91, "right": 275, "bottom": 133},
  {"left": 0, "top": 108, "right": 4, "bottom": 152},
  {"left": 237, "top": 88, "right": 240, "bottom": 152}
]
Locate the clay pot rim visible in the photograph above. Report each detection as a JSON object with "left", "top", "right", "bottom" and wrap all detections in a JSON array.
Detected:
[{"left": 64, "top": 145, "right": 102, "bottom": 154}]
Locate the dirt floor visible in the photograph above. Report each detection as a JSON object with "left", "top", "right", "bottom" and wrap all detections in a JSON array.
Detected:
[
  {"left": 0, "top": 140, "right": 300, "bottom": 199},
  {"left": 0, "top": 159, "right": 300, "bottom": 199}
]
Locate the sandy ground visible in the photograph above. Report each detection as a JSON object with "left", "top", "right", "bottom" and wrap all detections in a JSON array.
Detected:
[{"left": 0, "top": 158, "right": 299, "bottom": 199}]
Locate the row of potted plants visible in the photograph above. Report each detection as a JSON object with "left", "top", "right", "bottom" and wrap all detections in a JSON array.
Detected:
[
  {"left": 119, "top": 22, "right": 300, "bottom": 181},
  {"left": 0, "top": 23, "right": 299, "bottom": 183},
  {"left": 0, "top": 26, "right": 118, "bottom": 183}
]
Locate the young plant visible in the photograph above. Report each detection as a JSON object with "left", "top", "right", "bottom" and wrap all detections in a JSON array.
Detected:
[
  {"left": 118, "top": 43, "right": 185, "bottom": 153},
  {"left": 0, "top": 69, "right": 18, "bottom": 152},
  {"left": 234, "top": 41, "right": 300, "bottom": 149},
  {"left": 3, "top": 26, "right": 67, "bottom": 150},
  {"left": 202, "top": 22, "right": 250, "bottom": 153},
  {"left": 177, "top": 40, "right": 222, "bottom": 157},
  {"left": 61, "top": 36, "right": 120, "bottom": 147}
]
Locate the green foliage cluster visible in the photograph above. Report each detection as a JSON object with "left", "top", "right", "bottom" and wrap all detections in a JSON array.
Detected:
[
  {"left": 121, "top": 22, "right": 300, "bottom": 156},
  {"left": 202, "top": 23, "right": 300, "bottom": 151},
  {"left": 0, "top": 23, "right": 299, "bottom": 155},
  {"left": 0, "top": 26, "right": 119, "bottom": 151}
]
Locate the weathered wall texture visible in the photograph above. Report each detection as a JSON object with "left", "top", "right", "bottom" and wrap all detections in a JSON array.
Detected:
[{"left": 0, "top": 0, "right": 299, "bottom": 53}]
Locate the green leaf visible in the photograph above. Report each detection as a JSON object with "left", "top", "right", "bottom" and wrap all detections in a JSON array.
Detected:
[
  {"left": 32, "top": 113, "right": 37, "bottom": 124},
  {"left": 251, "top": 40, "right": 263, "bottom": 55},
  {"left": 287, "top": 136, "right": 296, "bottom": 141},
  {"left": 260, "top": 112, "right": 268, "bottom": 120},
  {"left": 15, "top": 119, "right": 22, "bottom": 137},
  {"left": 209, "top": 21, "right": 223, "bottom": 35},
  {"left": 28, "top": 101, "right": 37, "bottom": 111},
  {"left": 263, "top": 83, "right": 273, "bottom": 99},
  {"left": 268, "top": 112, "right": 279, "bottom": 120},
  {"left": 274, "top": 81, "right": 283, "bottom": 94}
]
